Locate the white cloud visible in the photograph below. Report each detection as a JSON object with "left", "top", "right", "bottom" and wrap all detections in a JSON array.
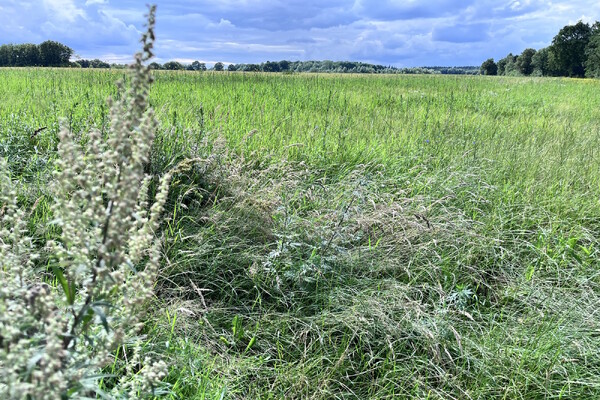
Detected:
[{"left": 42, "top": 0, "right": 86, "bottom": 23}]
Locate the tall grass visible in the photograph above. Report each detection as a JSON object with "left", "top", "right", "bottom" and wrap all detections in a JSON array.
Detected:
[{"left": 0, "top": 67, "right": 599, "bottom": 398}]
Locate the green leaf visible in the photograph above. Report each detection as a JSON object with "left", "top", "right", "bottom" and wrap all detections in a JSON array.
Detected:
[
  {"left": 244, "top": 336, "right": 256, "bottom": 353},
  {"left": 26, "top": 352, "right": 44, "bottom": 374},
  {"left": 91, "top": 304, "right": 110, "bottom": 333},
  {"left": 525, "top": 265, "right": 535, "bottom": 281},
  {"left": 52, "top": 266, "right": 74, "bottom": 305}
]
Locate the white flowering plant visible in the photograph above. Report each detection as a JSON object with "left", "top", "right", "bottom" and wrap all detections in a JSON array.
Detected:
[{"left": 0, "top": 6, "right": 173, "bottom": 399}]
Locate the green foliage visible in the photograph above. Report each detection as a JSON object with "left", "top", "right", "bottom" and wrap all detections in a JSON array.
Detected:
[
  {"left": 149, "top": 61, "right": 163, "bottom": 70},
  {"left": 14, "top": 43, "right": 41, "bottom": 67},
  {"left": 480, "top": 58, "right": 498, "bottom": 75},
  {"left": 497, "top": 53, "right": 513, "bottom": 75},
  {"left": 531, "top": 47, "right": 554, "bottom": 76},
  {"left": 0, "top": 41, "right": 73, "bottom": 68},
  {"left": 213, "top": 62, "right": 224, "bottom": 71},
  {"left": 491, "top": 20, "right": 600, "bottom": 79},
  {"left": 498, "top": 53, "right": 520, "bottom": 76},
  {"left": 226, "top": 61, "right": 479, "bottom": 75},
  {"left": 228, "top": 59, "right": 405, "bottom": 74},
  {"left": 516, "top": 48, "right": 536, "bottom": 75},
  {"left": 77, "top": 58, "right": 110, "bottom": 69},
  {"left": 550, "top": 21, "right": 592, "bottom": 77},
  {"left": 39, "top": 40, "right": 73, "bottom": 67},
  {"left": 163, "top": 61, "right": 184, "bottom": 70},
  {"left": 585, "top": 23, "right": 600, "bottom": 77},
  {"left": 0, "top": 43, "right": 41, "bottom": 67},
  {"left": 185, "top": 61, "right": 206, "bottom": 71}
]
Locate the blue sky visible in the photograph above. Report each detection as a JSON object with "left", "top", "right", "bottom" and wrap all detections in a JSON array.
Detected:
[{"left": 0, "top": 0, "right": 599, "bottom": 67}]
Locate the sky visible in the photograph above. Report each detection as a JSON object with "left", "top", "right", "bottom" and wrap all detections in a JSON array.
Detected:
[{"left": 0, "top": 0, "right": 599, "bottom": 67}]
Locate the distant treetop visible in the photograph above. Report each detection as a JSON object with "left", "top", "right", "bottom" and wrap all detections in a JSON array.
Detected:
[
  {"left": 0, "top": 40, "right": 73, "bottom": 67},
  {"left": 481, "top": 19, "right": 600, "bottom": 78}
]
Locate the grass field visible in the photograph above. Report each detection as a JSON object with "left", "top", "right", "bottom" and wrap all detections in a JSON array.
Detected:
[{"left": 1, "top": 69, "right": 600, "bottom": 398}]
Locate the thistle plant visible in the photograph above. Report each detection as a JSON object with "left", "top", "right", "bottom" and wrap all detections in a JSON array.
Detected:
[{"left": 0, "top": 5, "right": 170, "bottom": 398}]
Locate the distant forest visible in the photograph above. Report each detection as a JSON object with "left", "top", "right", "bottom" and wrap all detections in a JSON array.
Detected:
[
  {"left": 0, "top": 42, "right": 478, "bottom": 75},
  {"left": 481, "top": 20, "right": 600, "bottom": 78},
  {"left": 150, "top": 60, "right": 478, "bottom": 75}
]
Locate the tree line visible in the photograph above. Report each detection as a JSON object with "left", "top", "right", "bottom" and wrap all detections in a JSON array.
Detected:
[
  {"left": 481, "top": 20, "right": 600, "bottom": 78},
  {"left": 151, "top": 60, "right": 479, "bottom": 74},
  {"left": 0, "top": 43, "right": 479, "bottom": 75},
  {"left": 0, "top": 41, "right": 73, "bottom": 67},
  {"left": 147, "top": 59, "right": 402, "bottom": 73}
]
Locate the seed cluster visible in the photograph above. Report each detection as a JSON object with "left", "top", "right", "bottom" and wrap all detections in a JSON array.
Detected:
[{"left": 0, "top": 6, "right": 169, "bottom": 398}]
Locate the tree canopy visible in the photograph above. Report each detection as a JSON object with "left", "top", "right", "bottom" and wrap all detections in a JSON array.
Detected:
[
  {"left": 550, "top": 21, "right": 591, "bottom": 77},
  {"left": 0, "top": 41, "right": 73, "bottom": 67},
  {"left": 488, "top": 20, "right": 600, "bottom": 78},
  {"left": 584, "top": 22, "right": 600, "bottom": 78},
  {"left": 163, "top": 61, "right": 184, "bottom": 70},
  {"left": 39, "top": 40, "right": 73, "bottom": 67},
  {"left": 480, "top": 58, "right": 498, "bottom": 75}
]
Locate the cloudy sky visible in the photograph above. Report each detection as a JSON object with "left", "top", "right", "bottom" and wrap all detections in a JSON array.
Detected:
[{"left": 0, "top": 0, "right": 599, "bottom": 67}]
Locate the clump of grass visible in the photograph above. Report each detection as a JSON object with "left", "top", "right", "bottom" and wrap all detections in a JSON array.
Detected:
[{"left": 145, "top": 135, "right": 600, "bottom": 398}]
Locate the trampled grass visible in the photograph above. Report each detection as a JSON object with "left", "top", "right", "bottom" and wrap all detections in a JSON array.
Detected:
[{"left": 1, "top": 69, "right": 600, "bottom": 398}]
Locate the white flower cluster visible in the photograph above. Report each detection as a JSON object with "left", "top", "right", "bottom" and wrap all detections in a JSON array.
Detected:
[{"left": 0, "top": 6, "right": 170, "bottom": 398}]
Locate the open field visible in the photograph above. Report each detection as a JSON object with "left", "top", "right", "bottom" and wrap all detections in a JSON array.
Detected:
[{"left": 1, "top": 69, "right": 600, "bottom": 398}]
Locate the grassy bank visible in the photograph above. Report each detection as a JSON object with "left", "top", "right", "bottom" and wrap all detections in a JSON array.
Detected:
[{"left": 1, "top": 69, "right": 599, "bottom": 398}]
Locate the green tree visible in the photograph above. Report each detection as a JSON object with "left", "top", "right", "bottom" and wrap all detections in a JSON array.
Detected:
[
  {"left": 516, "top": 48, "right": 536, "bottom": 75},
  {"left": 39, "top": 40, "right": 73, "bottom": 67},
  {"left": 550, "top": 21, "right": 592, "bottom": 77},
  {"left": 14, "top": 44, "right": 40, "bottom": 66},
  {"left": 584, "top": 22, "right": 600, "bottom": 78},
  {"left": 278, "top": 60, "right": 290, "bottom": 71},
  {"left": 89, "top": 58, "right": 110, "bottom": 68},
  {"left": 531, "top": 47, "right": 554, "bottom": 76},
  {"left": 163, "top": 60, "right": 184, "bottom": 70},
  {"left": 242, "top": 63, "right": 260, "bottom": 72},
  {"left": 262, "top": 61, "right": 279, "bottom": 72},
  {"left": 0, "top": 44, "right": 14, "bottom": 66},
  {"left": 213, "top": 61, "right": 224, "bottom": 71},
  {"left": 498, "top": 53, "right": 518, "bottom": 75},
  {"left": 480, "top": 58, "right": 498, "bottom": 75},
  {"left": 190, "top": 60, "right": 206, "bottom": 71}
]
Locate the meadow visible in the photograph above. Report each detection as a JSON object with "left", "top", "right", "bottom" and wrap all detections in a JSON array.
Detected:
[{"left": 1, "top": 68, "right": 600, "bottom": 398}]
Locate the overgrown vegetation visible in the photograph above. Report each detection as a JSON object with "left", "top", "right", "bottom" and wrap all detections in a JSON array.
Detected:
[{"left": 1, "top": 21, "right": 600, "bottom": 400}]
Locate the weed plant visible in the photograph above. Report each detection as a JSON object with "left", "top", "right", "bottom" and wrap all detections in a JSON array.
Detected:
[{"left": 0, "top": 7, "right": 173, "bottom": 398}]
